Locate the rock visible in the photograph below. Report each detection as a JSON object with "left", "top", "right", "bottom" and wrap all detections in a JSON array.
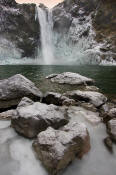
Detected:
[
  {"left": 100, "top": 103, "right": 109, "bottom": 113},
  {"left": 46, "top": 74, "right": 58, "bottom": 79},
  {"left": 67, "top": 106, "right": 101, "bottom": 125},
  {"left": 33, "top": 121, "right": 90, "bottom": 174},
  {"left": 0, "top": 109, "right": 15, "bottom": 120},
  {"left": 11, "top": 98, "right": 68, "bottom": 138},
  {"left": 46, "top": 72, "right": 94, "bottom": 85},
  {"left": 107, "top": 119, "right": 116, "bottom": 142},
  {"left": 43, "top": 92, "right": 76, "bottom": 106},
  {"left": 0, "top": 74, "right": 42, "bottom": 109},
  {"left": 108, "top": 108, "right": 116, "bottom": 119},
  {"left": 85, "top": 86, "right": 99, "bottom": 92},
  {"left": 103, "top": 137, "right": 113, "bottom": 153},
  {"left": 18, "top": 97, "right": 34, "bottom": 107},
  {"left": 80, "top": 102, "right": 97, "bottom": 112},
  {"left": 103, "top": 108, "right": 116, "bottom": 123},
  {"left": 65, "top": 90, "right": 107, "bottom": 107}
]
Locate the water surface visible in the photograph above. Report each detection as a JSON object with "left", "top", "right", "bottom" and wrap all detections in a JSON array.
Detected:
[{"left": 0, "top": 65, "right": 116, "bottom": 95}]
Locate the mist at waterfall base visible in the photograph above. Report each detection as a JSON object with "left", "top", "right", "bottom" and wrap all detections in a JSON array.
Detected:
[{"left": 0, "top": 6, "right": 115, "bottom": 65}]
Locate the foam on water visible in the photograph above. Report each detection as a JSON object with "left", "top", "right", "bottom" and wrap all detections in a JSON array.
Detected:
[{"left": 0, "top": 120, "right": 47, "bottom": 175}]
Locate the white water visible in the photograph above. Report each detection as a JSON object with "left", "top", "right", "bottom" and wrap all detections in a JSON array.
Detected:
[
  {"left": 0, "top": 109, "right": 116, "bottom": 175},
  {"left": 35, "top": 6, "right": 55, "bottom": 65}
]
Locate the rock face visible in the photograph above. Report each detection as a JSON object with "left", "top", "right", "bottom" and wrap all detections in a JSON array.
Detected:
[
  {"left": 52, "top": 0, "right": 98, "bottom": 32},
  {"left": 93, "top": 0, "right": 116, "bottom": 61},
  {"left": 33, "top": 122, "right": 90, "bottom": 174},
  {"left": 0, "top": 0, "right": 40, "bottom": 58},
  {"left": 52, "top": 0, "right": 116, "bottom": 63},
  {"left": 65, "top": 90, "right": 107, "bottom": 108},
  {"left": 107, "top": 119, "right": 116, "bottom": 142},
  {"left": 0, "top": 74, "right": 42, "bottom": 109},
  {"left": 46, "top": 72, "right": 94, "bottom": 85},
  {"left": 11, "top": 97, "right": 68, "bottom": 138},
  {"left": 52, "top": 3, "right": 72, "bottom": 33}
]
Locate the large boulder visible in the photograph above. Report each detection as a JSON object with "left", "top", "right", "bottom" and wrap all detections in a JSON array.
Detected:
[
  {"left": 33, "top": 121, "right": 90, "bottom": 174},
  {"left": 11, "top": 97, "right": 68, "bottom": 138},
  {"left": 0, "top": 74, "right": 42, "bottom": 109},
  {"left": 46, "top": 72, "right": 94, "bottom": 85},
  {"left": 64, "top": 90, "right": 107, "bottom": 107},
  {"left": 107, "top": 119, "right": 116, "bottom": 142}
]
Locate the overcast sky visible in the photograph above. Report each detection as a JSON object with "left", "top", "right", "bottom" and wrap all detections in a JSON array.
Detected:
[{"left": 16, "top": 0, "right": 63, "bottom": 8}]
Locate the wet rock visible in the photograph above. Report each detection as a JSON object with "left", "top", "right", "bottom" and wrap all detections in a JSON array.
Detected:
[
  {"left": 67, "top": 106, "right": 101, "bottom": 125},
  {"left": 65, "top": 90, "right": 107, "bottom": 107},
  {"left": 46, "top": 74, "right": 58, "bottom": 79},
  {"left": 100, "top": 103, "right": 109, "bottom": 113},
  {"left": 11, "top": 98, "right": 68, "bottom": 138},
  {"left": 103, "top": 108, "right": 116, "bottom": 123},
  {"left": 108, "top": 108, "right": 116, "bottom": 119},
  {"left": 85, "top": 86, "right": 99, "bottom": 92},
  {"left": 0, "top": 74, "right": 42, "bottom": 109},
  {"left": 104, "top": 137, "right": 113, "bottom": 153},
  {"left": 107, "top": 119, "right": 116, "bottom": 142},
  {"left": 0, "top": 109, "right": 15, "bottom": 120},
  {"left": 46, "top": 72, "right": 94, "bottom": 85},
  {"left": 33, "top": 122, "right": 90, "bottom": 174},
  {"left": 18, "top": 97, "right": 34, "bottom": 107},
  {"left": 43, "top": 92, "right": 76, "bottom": 106},
  {"left": 80, "top": 102, "right": 97, "bottom": 112}
]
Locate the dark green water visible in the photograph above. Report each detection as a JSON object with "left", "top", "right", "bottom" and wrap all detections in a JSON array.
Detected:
[{"left": 0, "top": 65, "right": 116, "bottom": 96}]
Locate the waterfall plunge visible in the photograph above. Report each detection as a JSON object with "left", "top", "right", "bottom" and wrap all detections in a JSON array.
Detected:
[{"left": 35, "top": 6, "right": 55, "bottom": 65}]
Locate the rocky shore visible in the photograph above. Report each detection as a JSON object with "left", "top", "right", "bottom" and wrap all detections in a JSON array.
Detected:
[{"left": 0, "top": 72, "right": 116, "bottom": 174}]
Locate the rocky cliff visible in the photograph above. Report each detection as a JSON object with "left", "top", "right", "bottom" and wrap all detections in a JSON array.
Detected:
[
  {"left": 52, "top": 0, "right": 116, "bottom": 63},
  {"left": 0, "top": 0, "right": 40, "bottom": 58}
]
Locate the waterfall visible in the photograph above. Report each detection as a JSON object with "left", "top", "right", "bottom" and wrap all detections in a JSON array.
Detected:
[{"left": 35, "top": 6, "right": 54, "bottom": 65}]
